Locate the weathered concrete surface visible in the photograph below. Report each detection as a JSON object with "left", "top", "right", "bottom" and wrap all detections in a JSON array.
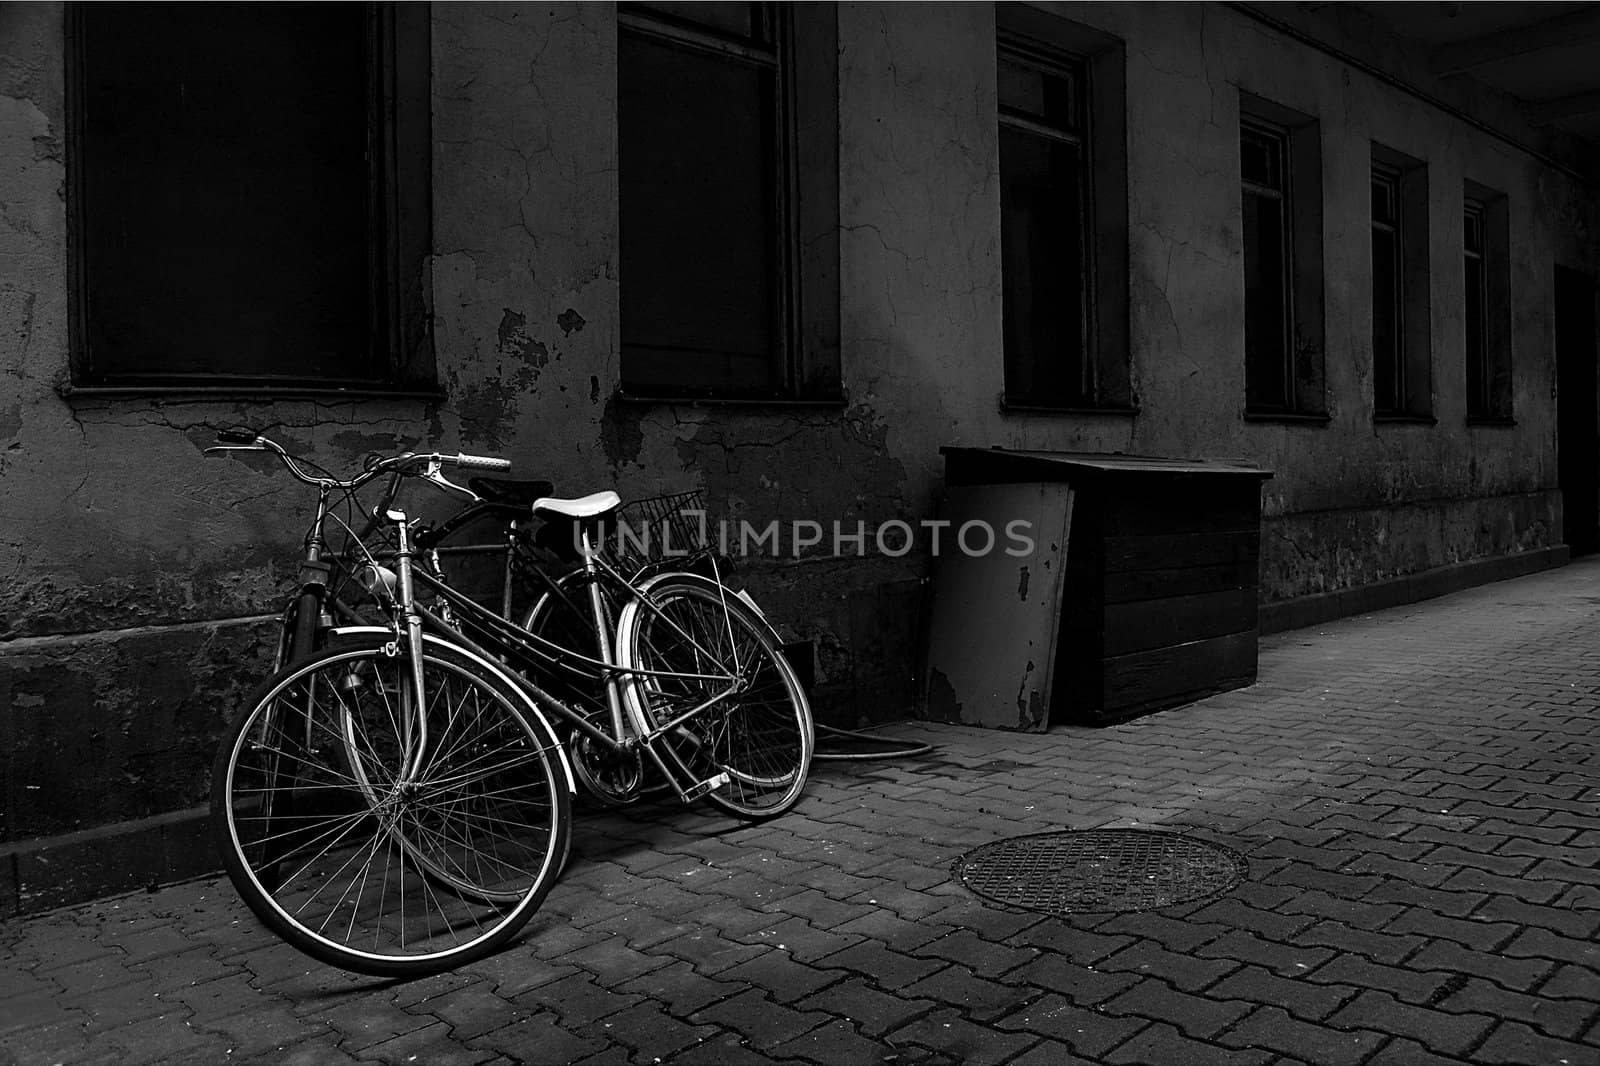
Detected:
[
  {"left": 2, "top": 2, "right": 1598, "bottom": 870},
  {"left": 3, "top": 559, "right": 1599, "bottom": 1062}
]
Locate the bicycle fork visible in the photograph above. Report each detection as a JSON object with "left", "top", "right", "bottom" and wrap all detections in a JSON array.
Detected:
[{"left": 389, "top": 512, "right": 432, "bottom": 783}]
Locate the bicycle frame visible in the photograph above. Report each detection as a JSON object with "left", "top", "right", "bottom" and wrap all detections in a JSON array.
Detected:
[{"left": 399, "top": 531, "right": 749, "bottom": 803}]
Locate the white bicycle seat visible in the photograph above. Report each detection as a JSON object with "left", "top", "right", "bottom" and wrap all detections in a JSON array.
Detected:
[{"left": 531, "top": 491, "right": 621, "bottom": 520}]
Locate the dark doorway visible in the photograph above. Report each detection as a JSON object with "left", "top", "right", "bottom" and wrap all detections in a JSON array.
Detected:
[{"left": 1556, "top": 265, "right": 1599, "bottom": 556}]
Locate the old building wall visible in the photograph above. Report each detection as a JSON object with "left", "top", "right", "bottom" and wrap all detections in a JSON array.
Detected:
[{"left": 1, "top": 1, "right": 1598, "bottom": 905}]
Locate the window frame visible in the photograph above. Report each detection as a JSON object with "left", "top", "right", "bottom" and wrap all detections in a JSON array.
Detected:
[
  {"left": 1463, "top": 185, "right": 1513, "bottom": 424},
  {"left": 616, "top": 2, "right": 841, "bottom": 405},
  {"left": 62, "top": 2, "right": 436, "bottom": 399},
  {"left": 1370, "top": 143, "right": 1433, "bottom": 423},
  {"left": 997, "top": 37, "right": 1094, "bottom": 409},
  {"left": 1371, "top": 163, "right": 1407, "bottom": 416},
  {"left": 1238, "top": 92, "right": 1326, "bottom": 423},
  {"left": 994, "top": 3, "right": 1132, "bottom": 416}
]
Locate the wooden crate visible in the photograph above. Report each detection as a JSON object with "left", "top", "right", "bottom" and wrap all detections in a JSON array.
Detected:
[{"left": 940, "top": 448, "right": 1272, "bottom": 726}]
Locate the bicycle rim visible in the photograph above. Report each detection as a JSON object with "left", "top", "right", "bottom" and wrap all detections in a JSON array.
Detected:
[
  {"left": 620, "top": 576, "right": 813, "bottom": 819},
  {"left": 212, "top": 643, "right": 570, "bottom": 977}
]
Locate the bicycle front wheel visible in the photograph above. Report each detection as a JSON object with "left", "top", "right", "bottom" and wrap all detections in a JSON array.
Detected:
[
  {"left": 211, "top": 638, "right": 571, "bottom": 977},
  {"left": 617, "top": 573, "right": 813, "bottom": 819}
]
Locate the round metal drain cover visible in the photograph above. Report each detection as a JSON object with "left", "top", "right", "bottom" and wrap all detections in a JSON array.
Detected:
[{"left": 953, "top": 829, "right": 1247, "bottom": 915}]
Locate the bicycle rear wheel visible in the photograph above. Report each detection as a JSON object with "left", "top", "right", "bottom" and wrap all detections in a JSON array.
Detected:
[
  {"left": 211, "top": 637, "right": 571, "bottom": 977},
  {"left": 617, "top": 573, "right": 813, "bottom": 819}
]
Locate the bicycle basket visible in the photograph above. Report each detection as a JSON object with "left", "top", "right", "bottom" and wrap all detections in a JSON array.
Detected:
[{"left": 604, "top": 490, "right": 710, "bottom": 576}]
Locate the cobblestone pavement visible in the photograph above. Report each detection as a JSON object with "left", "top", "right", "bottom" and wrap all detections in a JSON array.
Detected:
[{"left": 4, "top": 560, "right": 1600, "bottom": 1065}]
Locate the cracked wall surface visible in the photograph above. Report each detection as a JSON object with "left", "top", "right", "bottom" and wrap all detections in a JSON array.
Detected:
[{"left": 2, "top": 2, "right": 1599, "bottom": 852}]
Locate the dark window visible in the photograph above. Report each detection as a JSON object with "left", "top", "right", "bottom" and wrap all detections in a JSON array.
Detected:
[
  {"left": 1242, "top": 123, "right": 1292, "bottom": 412},
  {"left": 999, "top": 45, "right": 1089, "bottom": 407},
  {"left": 68, "top": 3, "right": 433, "bottom": 392},
  {"left": 1238, "top": 95, "right": 1324, "bottom": 419},
  {"left": 1464, "top": 190, "right": 1512, "bottom": 421},
  {"left": 995, "top": 4, "right": 1131, "bottom": 413},
  {"left": 1370, "top": 145, "right": 1432, "bottom": 420},
  {"left": 619, "top": 3, "right": 839, "bottom": 400},
  {"left": 1463, "top": 202, "right": 1488, "bottom": 414},
  {"left": 1372, "top": 166, "right": 1405, "bottom": 415}
]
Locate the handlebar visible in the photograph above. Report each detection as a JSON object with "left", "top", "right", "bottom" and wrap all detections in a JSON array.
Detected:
[{"left": 205, "top": 430, "right": 509, "bottom": 498}]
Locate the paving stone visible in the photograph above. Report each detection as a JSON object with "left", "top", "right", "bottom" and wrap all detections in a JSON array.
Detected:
[
  {"left": 1361, "top": 880, "right": 1487, "bottom": 918},
  {"left": 1195, "top": 930, "right": 1332, "bottom": 979},
  {"left": 891, "top": 1006, "right": 1047, "bottom": 1066},
  {"left": 688, "top": 988, "right": 830, "bottom": 1052},
  {"left": 1099, "top": 978, "right": 1251, "bottom": 1040},
  {"left": 719, "top": 948, "right": 848, "bottom": 1004},
  {"left": 1499, "top": 926, "right": 1600, "bottom": 970},
  {"left": 902, "top": 963, "right": 1036, "bottom": 1023},
  {"left": 1103, "top": 1021, "right": 1275, "bottom": 1066},
  {"left": 593, "top": 999, "right": 719, "bottom": 1061},
  {"left": 465, "top": 1009, "right": 613, "bottom": 1064},
  {"left": 1290, "top": 920, "right": 1425, "bottom": 965},
  {"left": 1380, "top": 908, "right": 1518, "bottom": 951},
  {"left": 1472, "top": 1019, "right": 1600, "bottom": 1065},
  {"left": 1437, "top": 976, "right": 1598, "bottom": 1042},
  {"left": 1362, "top": 1035, "right": 1488, "bottom": 1066},
  {"left": 0, "top": 990, "right": 87, "bottom": 1036},
  {"left": 1405, "top": 938, "right": 1552, "bottom": 991},
  {"left": 1006, "top": 1037, "right": 1102, "bottom": 1065},
  {"left": 911, "top": 929, "right": 1040, "bottom": 977},
  {"left": 1536, "top": 962, "right": 1600, "bottom": 1002},
  {"left": 1190, "top": 898, "right": 1318, "bottom": 941},
  {"left": 1092, "top": 911, "right": 1230, "bottom": 953},
  {"left": 276, "top": 1036, "right": 367, "bottom": 1065},
  {"left": 813, "top": 940, "right": 945, "bottom": 991},
  {"left": 795, "top": 975, "right": 938, "bottom": 1038},
  {"left": 1100, "top": 941, "right": 1235, "bottom": 985},
  {"left": 1208, "top": 965, "right": 1359, "bottom": 1022},
  {"left": 324, "top": 997, "right": 436, "bottom": 1053},
  {"left": 992, "top": 994, "right": 1148, "bottom": 1059},
  {"left": 354, "top": 1021, "right": 492, "bottom": 1065},
  {"left": 510, "top": 972, "right": 641, "bottom": 1028},
  {"left": 1301, "top": 955, "right": 1451, "bottom": 1005},
  {"left": 663, "top": 1029, "right": 786, "bottom": 1066},
  {"left": 1216, "top": 1006, "right": 1388, "bottom": 1066},
  {"left": 415, "top": 982, "right": 534, "bottom": 1041},
  {"left": 767, "top": 1017, "right": 888, "bottom": 1065},
  {"left": 1325, "top": 989, "right": 1496, "bottom": 1058},
  {"left": 1007, "top": 922, "right": 1137, "bottom": 966}
]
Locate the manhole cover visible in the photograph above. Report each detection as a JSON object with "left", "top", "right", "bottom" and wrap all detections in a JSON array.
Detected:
[{"left": 952, "top": 829, "right": 1247, "bottom": 915}]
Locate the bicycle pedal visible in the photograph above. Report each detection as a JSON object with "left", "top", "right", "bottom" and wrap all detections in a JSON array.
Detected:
[{"left": 680, "top": 771, "right": 730, "bottom": 803}]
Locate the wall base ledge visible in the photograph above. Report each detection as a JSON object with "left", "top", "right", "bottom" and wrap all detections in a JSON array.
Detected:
[{"left": 1260, "top": 545, "right": 1571, "bottom": 635}]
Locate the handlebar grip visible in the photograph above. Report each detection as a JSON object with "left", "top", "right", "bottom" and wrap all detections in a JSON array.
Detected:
[
  {"left": 216, "top": 428, "right": 258, "bottom": 445},
  {"left": 454, "top": 453, "right": 511, "bottom": 473}
]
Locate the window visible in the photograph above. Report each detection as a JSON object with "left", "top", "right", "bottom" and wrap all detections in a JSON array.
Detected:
[
  {"left": 618, "top": 3, "right": 839, "bottom": 400},
  {"left": 67, "top": 4, "right": 433, "bottom": 392},
  {"left": 1370, "top": 144, "right": 1431, "bottom": 419},
  {"left": 999, "top": 46, "right": 1088, "bottom": 406},
  {"left": 1239, "top": 95, "right": 1324, "bottom": 418},
  {"left": 1464, "top": 187, "right": 1512, "bottom": 421},
  {"left": 1371, "top": 167, "right": 1405, "bottom": 413},
  {"left": 996, "top": 5, "right": 1130, "bottom": 412}
]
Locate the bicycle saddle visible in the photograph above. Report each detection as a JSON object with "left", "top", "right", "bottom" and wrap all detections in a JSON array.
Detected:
[
  {"left": 469, "top": 477, "right": 556, "bottom": 506},
  {"left": 532, "top": 491, "right": 621, "bottom": 520}
]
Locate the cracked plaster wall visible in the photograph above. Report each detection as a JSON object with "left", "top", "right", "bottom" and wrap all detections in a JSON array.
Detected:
[
  {"left": 836, "top": 1, "right": 1595, "bottom": 603},
  {"left": 2, "top": 2, "right": 1598, "bottom": 848}
]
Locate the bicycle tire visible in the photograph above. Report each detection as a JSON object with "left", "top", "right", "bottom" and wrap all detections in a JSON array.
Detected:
[
  {"left": 617, "top": 573, "right": 813, "bottom": 819},
  {"left": 211, "top": 635, "right": 572, "bottom": 978}
]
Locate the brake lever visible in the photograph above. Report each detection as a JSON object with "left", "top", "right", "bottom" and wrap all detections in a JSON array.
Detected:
[{"left": 422, "top": 457, "right": 484, "bottom": 502}]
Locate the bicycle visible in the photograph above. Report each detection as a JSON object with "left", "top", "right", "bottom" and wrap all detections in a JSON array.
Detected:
[{"left": 206, "top": 432, "right": 812, "bottom": 976}]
